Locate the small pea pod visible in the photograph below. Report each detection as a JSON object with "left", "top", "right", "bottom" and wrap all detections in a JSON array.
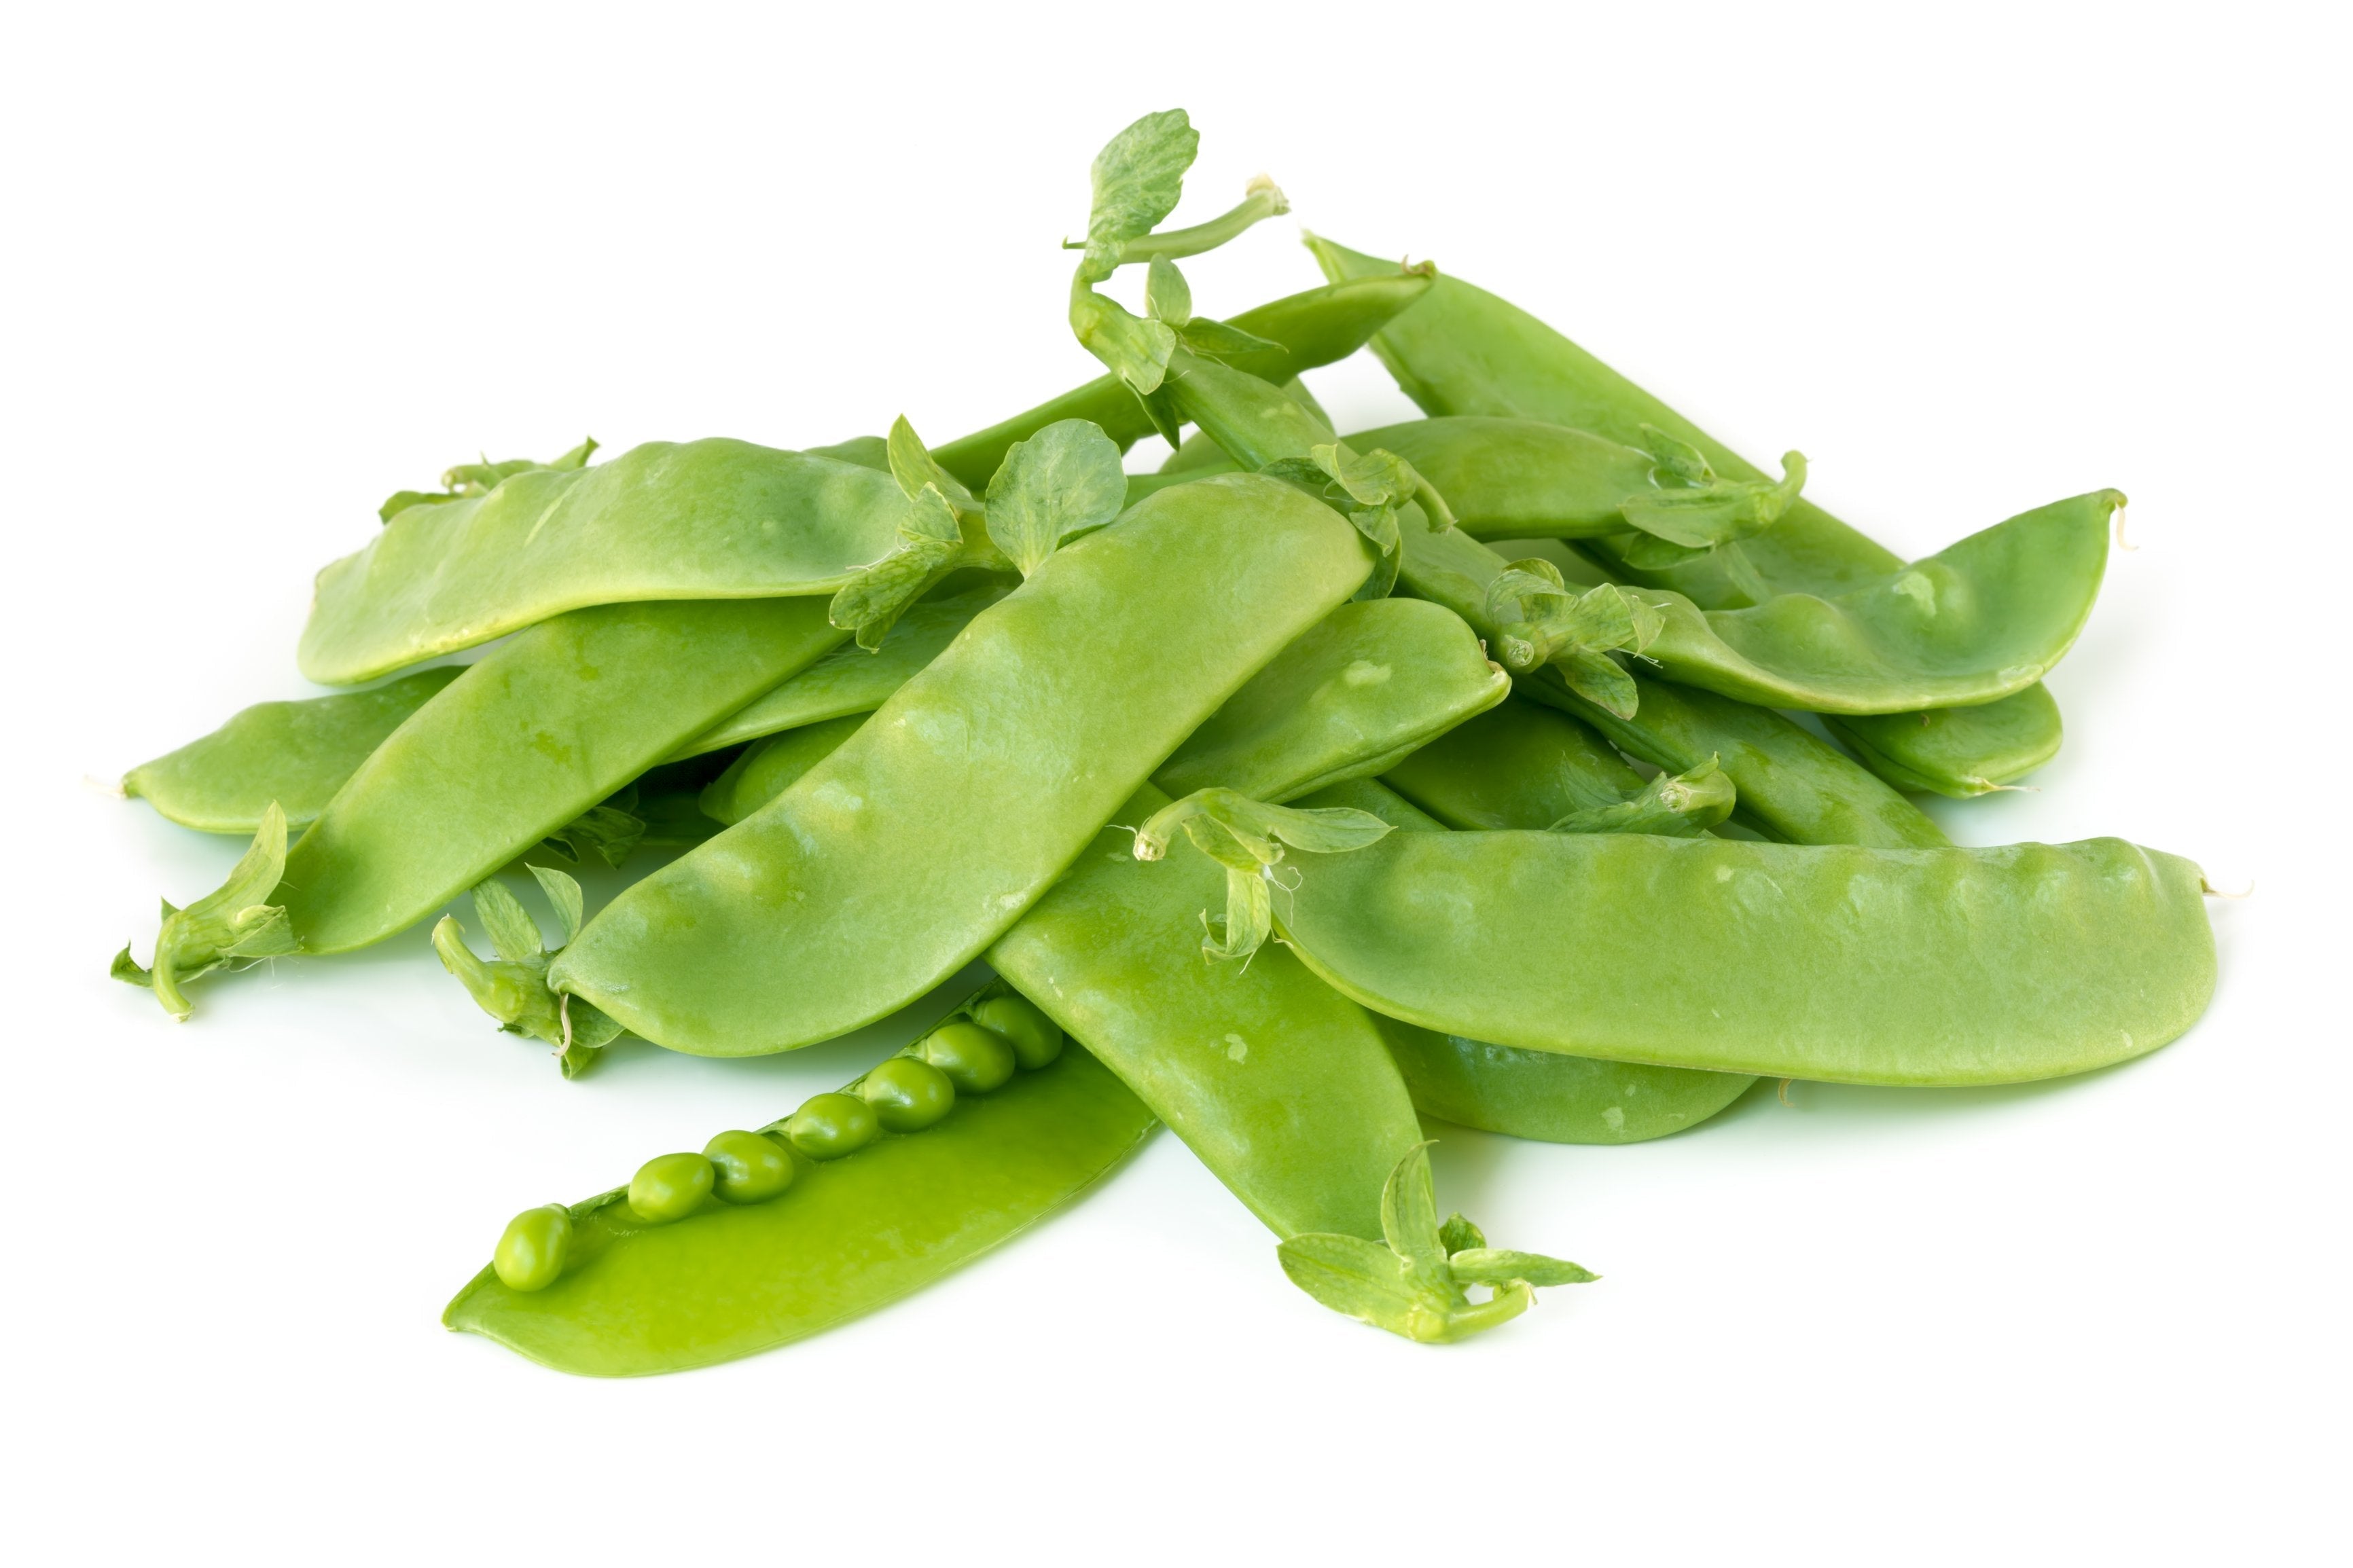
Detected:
[
  {"left": 302, "top": 441, "right": 911, "bottom": 684},
  {"left": 1308, "top": 236, "right": 2068, "bottom": 792},
  {"left": 121, "top": 667, "right": 461, "bottom": 835},
  {"left": 442, "top": 1041, "right": 1155, "bottom": 1376},
  {"left": 1823, "top": 686, "right": 2064, "bottom": 799},
  {"left": 547, "top": 475, "right": 1375, "bottom": 1056},
  {"left": 1272, "top": 824, "right": 2216, "bottom": 1087}
]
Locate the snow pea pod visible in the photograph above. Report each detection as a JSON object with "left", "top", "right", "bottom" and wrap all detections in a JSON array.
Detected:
[
  {"left": 1823, "top": 686, "right": 2064, "bottom": 799},
  {"left": 700, "top": 714, "right": 869, "bottom": 828},
  {"left": 1395, "top": 505, "right": 1950, "bottom": 847},
  {"left": 1308, "top": 237, "right": 2068, "bottom": 791},
  {"left": 1272, "top": 826, "right": 2216, "bottom": 1087},
  {"left": 281, "top": 598, "right": 844, "bottom": 955},
  {"left": 664, "top": 586, "right": 1008, "bottom": 761},
  {"left": 932, "top": 273, "right": 1433, "bottom": 490},
  {"left": 122, "top": 667, "right": 459, "bottom": 834},
  {"left": 991, "top": 782, "right": 1424, "bottom": 1240},
  {"left": 1335, "top": 750, "right": 1759, "bottom": 1144},
  {"left": 300, "top": 441, "right": 907, "bottom": 685},
  {"left": 548, "top": 474, "right": 1374, "bottom": 1057},
  {"left": 444, "top": 1040, "right": 1154, "bottom": 1376}
]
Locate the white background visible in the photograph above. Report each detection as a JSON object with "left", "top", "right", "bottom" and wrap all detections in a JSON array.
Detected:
[{"left": 5, "top": 3, "right": 2346, "bottom": 1563}]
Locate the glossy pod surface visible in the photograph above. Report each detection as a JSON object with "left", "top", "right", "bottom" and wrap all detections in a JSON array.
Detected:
[
  {"left": 550, "top": 475, "right": 1373, "bottom": 1055},
  {"left": 992, "top": 782, "right": 1425, "bottom": 1240},
  {"left": 279, "top": 598, "right": 843, "bottom": 953},
  {"left": 1826, "top": 686, "right": 2065, "bottom": 799},
  {"left": 1310, "top": 236, "right": 2067, "bottom": 790},
  {"left": 302, "top": 441, "right": 905, "bottom": 684},
  {"left": 123, "top": 667, "right": 459, "bottom": 834},
  {"left": 444, "top": 1044, "right": 1153, "bottom": 1376},
  {"left": 1276, "top": 828, "right": 2216, "bottom": 1086}
]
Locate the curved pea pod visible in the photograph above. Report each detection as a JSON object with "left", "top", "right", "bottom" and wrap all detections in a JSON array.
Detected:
[
  {"left": 1316, "top": 773, "right": 1758, "bottom": 1144},
  {"left": 549, "top": 474, "right": 1375, "bottom": 1057},
  {"left": 1824, "top": 685, "right": 2064, "bottom": 798},
  {"left": 1157, "top": 598, "right": 1507, "bottom": 801},
  {"left": 443, "top": 1043, "right": 1154, "bottom": 1376},
  {"left": 990, "top": 784, "right": 1424, "bottom": 1240},
  {"left": 933, "top": 273, "right": 1434, "bottom": 489},
  {"left": 700, "top": 714, "right": 869, "bottom": 828},
  {"left": 279, "top": 600, "right": 843, "bottom": 956},
  {"left": 1386, "top": 698, "right": 1646, "bottom": 831},
  {"left": 122, "top": 667, "right": 459, "bottom": 834},
  {"left": 1396, "top": 504, "right": 1950, "bottom": 848},
  {"left": 1623, "top": 489, "right": 2119, "bottom": 714},
  {"left": 1273, "top": 827, "right": 2218, "bottom": 1087},
  {"left": 1307, "top": 236, "right": 2068, "bottom": 788},
  {"left": 300, "top": 441, "right": 906, "bottom": 685},
  {"left": 664, "top": 586, "right": 1008, "bottom": 761}
]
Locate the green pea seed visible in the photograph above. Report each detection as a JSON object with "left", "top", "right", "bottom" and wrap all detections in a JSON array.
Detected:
[
  {"left": 969, "top": 995, "right": 1062, "bottom": 1070},
  {"left": 492, "top": 1204, "right": 572, "bottom": 1293},
  {"left": 628, "top": 1152, "right": 715, "bottom": 1223},
  {"left": 916, "top": 1021, "right": 1018, "bottom": 1094},
  {"left": 860, "top": 1057, "right": 956, "bottom": 1133},
  {"left": 703, "top": 1129, "right": 797, "bottom": 1203},
  {"left": 784, "top": 1092, "right": 878, "bottom": 1161}
]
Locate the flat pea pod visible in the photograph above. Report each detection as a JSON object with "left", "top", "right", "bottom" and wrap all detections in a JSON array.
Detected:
[
  {"left": 442, "top": 1042, "right": 1154, "bottom": 1376},
  {"left": 122, "top": 667, "right": 460, "bottom": 834},
  {"left": 302, "top": 441, "right": 908, "bottom": 685},
  {"left": 1824, "top": 687, "right": 2064, "bottom": 799},
  {"left": 1308, "top": 236, "right": 2066, "bottom": 791},
  {"left": 1333, "top": 759, "right": 1759, "bottom": 1144},
  {"left": 665, "top": 586, "right": 1009, "bottom": 761},
  {"left": 990, "top": 783, "right": 1425, "bottom": 1239},
  {"left": 279, "top": 599, "right": 844, "bottom": 955},
  {"left": 1397, "top": 504, "right": 1949, "bottom": 848},
  {"left": 549, "top": 475, "right": 1375, "bottom": 1056},
  {"left": 1342, "top": 416, "right": 1662, "bottom": 540},
  {"left": 933, "top": 273, "right": 1433, "bottom": 489},
  {"left": 1272, "top": 826, "right": 2217, "bottom": 1087},
  {"left": 700, "top": 714, "right": 870, "bottom": 828}
]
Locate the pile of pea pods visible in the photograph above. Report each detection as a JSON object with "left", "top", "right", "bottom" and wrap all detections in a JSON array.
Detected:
[{"left": 111, "top": 109, "right": 2217, "bottom": 1373}]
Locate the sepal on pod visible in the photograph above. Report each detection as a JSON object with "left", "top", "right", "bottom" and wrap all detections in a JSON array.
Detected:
[
  {"left": 434, "top": 865, "right": 623, "bottom": 1078},
  {"left": 1277, "top": 1144, "right": 1596, "bottom": 1344},
  {"left": 1484, "top": 558, "right": 1664, "bottom": 717},
  {"left": 830, "top": 418, "right": 1006, "bottom": 650},
  {"left": 1549, "top": 754, "right": 1736, "bottom": 837},
  {"left": 1613, "top": 426, "right": 1808, "bottom": 603},
  {"left": 111, "top": 801, "right": 298, "bottom": 1019},
  {"left": 378, "top": 437, "right": 597, "bottom": 524},
  {"left": 1134, "top": 788, "right": 1392, "bottom": 962}
]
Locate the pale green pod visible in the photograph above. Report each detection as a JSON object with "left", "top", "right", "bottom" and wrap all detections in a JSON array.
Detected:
[
  {"left": 123, "top": 667, "right": 460, "bottom": 834},
  {"left": 700, "top": 715, "right": 872, "bottom": 828},
  {"left": 1825, "top": 685, "right": 2064, "bottom": 798}
]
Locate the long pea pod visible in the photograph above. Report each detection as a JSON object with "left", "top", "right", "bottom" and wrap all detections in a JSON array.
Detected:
[
  {"left": 301, "top": 442, "right": 910, "bottom": 685},
  {"left": 546, "top": 475, "right": 1375, "bottom": 1056},
  {"left": 122, "top": 667, "right": 460, "bottom": 834},
  {"left": 699, "top": 714, "right": 870, "bottom": 828},
  {"left": 1822, "top": 687, "right": 2065, "bottom": 799},
  {"left": 444, "top": 1041, "right": 1155, "bottom": 1376},
  {"left": 1308, "top": 237, "right": 2072, "bottom": 792},
  {"left": 1267, "top": 823, "right": 2215, "bottom": 1086}
]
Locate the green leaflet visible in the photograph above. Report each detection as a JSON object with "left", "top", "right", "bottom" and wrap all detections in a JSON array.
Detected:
[
  {"left": 1547, "top": 756, "right": 1734, "bottom": 837},
  {"left": 1132, "top": 788, "right": 1393, "bottom": 962},
  {"left": 1085, "top": 108, "right": 1199, "bottom": 268},
  {"left": 111, "top": 803, "right": 298, "bottom": 1020},
  {"left": 1276, "top": 1145, "right": 1594, "bottom": 1344},
  {"left": 983, "top": 420, "right": 1128, "bottom": 576},
  {"left": 434, "top": 867, "right": 623, "bottom": 1078}
]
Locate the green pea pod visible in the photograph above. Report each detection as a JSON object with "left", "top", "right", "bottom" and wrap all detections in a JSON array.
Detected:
[
  {"left": 548, "top": 475, "right": 1375, "bottom": 1057},
  {"left": 991, "top": 783, "right": 1424, "bottom": 1240},
  {"left": 122, "top": 667, "right": 461, "bottom": 834},
  {"left": 1307, "top": 236, "right": 2068, "bottom": 791},
  {"left": 1342, "top": 739, "right": 1757, "bottom": 1142},
  {"left": 934, "top": 274, "right": 1434, "bottom": 490},
  {"left": 1272, "top": 825, "right": 2216, "bottom": 1087},
  {"left": 666, "top": 586, "right": 1009, "bottom": 761},
  {"left": 301, "top": 441, "right": 908, "bottom": 685},
  {"left": 1823, "top": 687, "right": 2064, "bottom": 799},
  {"left": 1396, "top": 505, "right": 1950, "bottom": 847},
  {"left": 278, "top": 600, "right": 842, "bottom": 956},
  {"left": 700, "top": 714, "right": 869, "bottom": 828},
  {"left": 443, "top": 1041, "right": 1155, "bottom": 1376}
]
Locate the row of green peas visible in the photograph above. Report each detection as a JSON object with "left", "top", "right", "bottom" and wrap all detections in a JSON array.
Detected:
[{"left": 490, "top": 993, "right": 1064, "bottom": 1291}]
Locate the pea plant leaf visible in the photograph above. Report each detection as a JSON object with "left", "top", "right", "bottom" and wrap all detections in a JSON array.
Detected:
[
  {"left": 1174, "top": 316, "right": 1284, "bottom": 368},
  {"left": 984, "top": 418, "right": 1128, "bottom": 576},
  {"left": 1085, "top": 107, "right": 1199, "bottom": 270},
  {"left": 110, "top": 801, "right": 296, "bottom": 1020},
  {"left": 1548, "top": 755, "right": 1736, "bottom": 837},
  {"left": 1277, "top": 1144, "right": 1597, "bottom": 1344},
  {"left": 1145, "top": 256, "right": 1193, "bottom": 327},
  {"left": 435, "top": 866, "right": 621, "bottom": 1078},
  {"left": 829, "top": 483, "right": 969, "bottom": 650},
  {"left": 884, "top": 415, "right": 972, "bottom": 506}
]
